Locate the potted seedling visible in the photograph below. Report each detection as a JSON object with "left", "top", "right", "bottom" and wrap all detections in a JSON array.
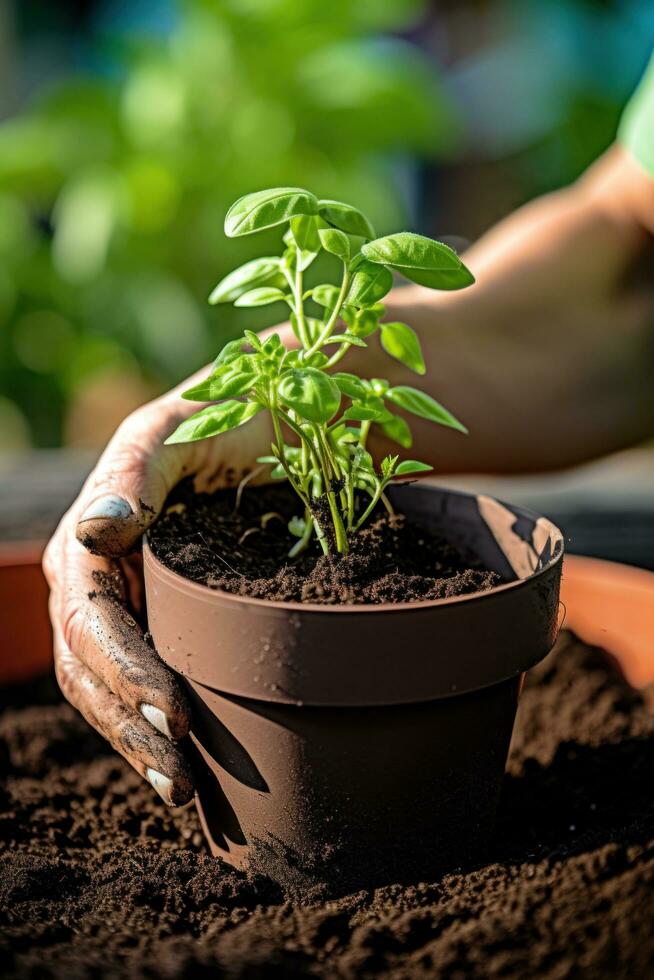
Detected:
[{"left": 143, "top": 187, "right": 563, "bottom": 895}]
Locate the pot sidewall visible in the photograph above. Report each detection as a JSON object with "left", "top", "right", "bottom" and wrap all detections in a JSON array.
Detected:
[{"left": 144, "top": 483, "right": 563, "bottom": 892}]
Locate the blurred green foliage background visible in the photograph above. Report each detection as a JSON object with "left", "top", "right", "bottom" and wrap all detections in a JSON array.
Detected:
[{"left": 0, "top": 0, "right": 652, "bottom": 450}]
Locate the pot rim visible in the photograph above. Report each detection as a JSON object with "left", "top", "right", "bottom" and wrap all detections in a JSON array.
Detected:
[{"left": 143, "top": 485, "right": 564, "bottom": 615}]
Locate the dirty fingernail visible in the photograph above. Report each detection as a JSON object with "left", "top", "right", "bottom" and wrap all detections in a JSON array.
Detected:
[
  {"left": 79, "top": 495, "right": 133, "bottom": 523},
  {"left": 140, "top": 703, "right": 172, "bottom": 739},
  {"left": 146, "top": 767, "right": 174, "bottom": 806}
]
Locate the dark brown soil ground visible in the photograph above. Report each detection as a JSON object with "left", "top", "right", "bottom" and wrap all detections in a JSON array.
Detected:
[
  {"left": 148, "top": 482, "right": 500, "bottom": 604},
  {"left": 1, "top": 633, "right": 653, "bottom": 979}
]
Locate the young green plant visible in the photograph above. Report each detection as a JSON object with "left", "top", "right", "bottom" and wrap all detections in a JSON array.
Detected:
[{"left": 166, "top": 187, "right": 474, "bottom": 556}]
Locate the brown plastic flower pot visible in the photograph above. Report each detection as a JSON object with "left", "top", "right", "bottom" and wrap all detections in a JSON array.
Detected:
[{"left": 143, "top": 483, "right": 564, "bottom": 895}]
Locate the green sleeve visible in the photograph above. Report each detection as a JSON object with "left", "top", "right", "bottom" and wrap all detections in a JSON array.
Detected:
[{"left": 619, "top": 55, "right": 654, "bottom": 177}]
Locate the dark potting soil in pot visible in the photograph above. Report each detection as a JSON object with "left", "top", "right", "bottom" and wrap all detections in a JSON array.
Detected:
[
  {"left": 1, "top": 633, "right": 653, "bottom": 979},
  {"left": 148, "top": 481, "right": 501, "bottom": 603}
]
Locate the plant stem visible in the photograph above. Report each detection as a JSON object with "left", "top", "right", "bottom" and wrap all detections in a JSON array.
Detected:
[
  {"left": 288, "top": 508, "right": 314, "bottom": 558},
  {"left": 270, "top": 408, "right": 309, "bottom": 509},
  {"left": 346, "top": 477, "right": 355, "bottom": 530},
  {"left": 294, "top": 265, "right": 310, "bottom": 349},
  {"left": 277, "top": 409, "right": 335, "bottom": 555},
  {"left": 279, "top": 410, "right": 323, "bottom": 477},
  {"left": 317, "top": 425, "right": 349, "bottom": 516},
  {"left": 327, "top": 490, "right": 349, "bottom": 554},
  {"left": 308, "top": 472, "right": 330, "bottom": 556},
  {"left": 282, "top": 262, "right": 308, "bottom": 347},
  {"left": 308, "top": 425, "right": 348, "bottom": 555},
  {"left": 381, "top": 492, "right": 395, "bottom": 517},
  {"left": 359, "top": 420, "right": 371, "bottom": 448},
  {"left": 353, "top": 479, "right": 386, "bottom": 532},
  {"left": 325, "top": 342, "right": 351, "bottom": 368},
  {"left": 305, "top": 264, "right": 350, "bottom": 356}
]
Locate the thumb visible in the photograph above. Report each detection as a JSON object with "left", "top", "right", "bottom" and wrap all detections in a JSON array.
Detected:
[{"left": 75, "top": 395, "right": 194, "bottom": 557}]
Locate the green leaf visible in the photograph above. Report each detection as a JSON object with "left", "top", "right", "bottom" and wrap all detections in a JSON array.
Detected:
[
  {"left": 363, "top": 393, "right": 389, "bottom": 415},
  {"left": 182, "top": 358, "right": 257, "bottom": 401},
  {"left": 395, "top": 265, "right": 475, "bottom": 290},
  {"left": 340, "top": 305, "right": 357, "bottom": 327},
  {"left": 208, "top": 257, "right": 284, "bottom": 305},
  {"left": 342, "top": 405, "right": 386, "bottom": 422},
  {"left": 336, "top": 427, "right": 360, "bottom": 443},
  {"left": 381, "top": 413, "right": 412, "bottom": 448},
  {"left": 346, "top": 260, "right": 393, "bottom": 308},
  {"left": 381, "top": 454, "right": 399, "bottom": 479},
  {"left": 281, "top": 244, "right": 296, "bottom": 272},
  {"left": 165, "top": 400, "right": 263, "bottom": 444},
  {"left": 288, "top": 515, "right": 306, "bottom": 538},
  {"left": 224, "top": 187, "right": 318, "bottom": 237},
  {"left": 332, "top": 372, "right": 367, "bottom": 400},
  {"left": 350, "top": 308, "right": 380, "bottom": 338},
  {"left": 318, "top": 227, "right": 350, "bottom": 261},
  {"left": 290, "top": 214, "right": 321, "bottom": 271},
  {"left": 318, "top": 199, "right": 375, "bottom": 239},
  {"left": 353, "top": 446, "right": 374, "bottom": 472},
  {"left": 302, "top": 350, "right": 329, "bottom": 368},
  {"left": 370, "top": 377, "right": 389, "bottom": 395},
  {"left": 244, "top": 330, "right": 263, "bottom": 350},
  {"left": 262, "top": 333, "right": 282, "bottom": 352},
  {"left": 290, "top": 213, "right": 321, "bottom": 252},
  {"left": 380, "top": 321, "right": 425, "bottom": 374},
  {"left": 278, "top": 368, "right": 341, "bottom": 424},
  {"left": 386, "top": 386, "right": 468, "bottom": 432},
  {"left": 311, "top": 284, "right": 340, "bottom": 310},
  {"left": 182, "top": 375, "right": 253, "bottom": 401},
  {"left": 394, "top": 459, "right": 433, "bottom": 476},
  {"left": 256, "top": 455, "right": 278, "bottom": 464},
  {"left": 327, "top": 333, "right": 367, "bottom": 347},
  {"left": 362, "top": 232, "right": 461, "bottom": 270},
  {"left": 211, "top": 338, "right": 245, "bottom": 369},
  {"left": 362, "top": 233, "right": 474, "bottom": 291},
  {"left": 234, "top": 287, "right": 289, "bottom": 307}
]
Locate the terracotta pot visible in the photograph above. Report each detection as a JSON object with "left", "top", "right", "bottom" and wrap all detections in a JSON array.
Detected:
[
  {"left": 0, "top": 542, "right": 53, "bottom": 687},
  {"left": 561, "top": 554, "right": 654, "bottom": 689},
  {"left": 143, "top": 483, "right": 564, "bottom": 894}
]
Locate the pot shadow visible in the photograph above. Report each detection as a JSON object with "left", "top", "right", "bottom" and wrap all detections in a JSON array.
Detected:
[
  {"left": 184, "top": 738, "right": 247, "bottom": 850},
  {"left": 182, "top": 684, "right": 271, "bottom": 856},
  {"left": 184, "top": 682, "right": 269, "bottom": 793}
]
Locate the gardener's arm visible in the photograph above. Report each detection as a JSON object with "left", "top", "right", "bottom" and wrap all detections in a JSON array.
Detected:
[
  {"left": 373, "top": 54, "right": 654, "bottom": 472},
  {"left": 361, "top": 144, "right": 654, "bottom": 472}
]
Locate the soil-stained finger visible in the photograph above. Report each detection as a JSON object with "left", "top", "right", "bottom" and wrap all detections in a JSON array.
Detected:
[
  {"left": 47, "top": 534, "right": 191, "bottom": 742},
  {"left": 74, "top": 399, "right": 197, "bottom": 558},
  {"left": 62, "top": 578, "right": 191, "bottom": 742},
  {"left": 53, "top": 630, "right": 193, "bottom": 806}
]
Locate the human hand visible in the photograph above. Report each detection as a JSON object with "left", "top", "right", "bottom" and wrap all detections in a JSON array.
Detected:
[{"left": 43, "top": 379, "right": 272, "bottom": 805}]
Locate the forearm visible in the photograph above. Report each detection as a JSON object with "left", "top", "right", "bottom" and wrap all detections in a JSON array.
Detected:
[
  {"left": 359, "top": 147, "right": 654, "bottom": 473},
  {"left": 371, "top": 289, "right": 654, "bottom": 474}
]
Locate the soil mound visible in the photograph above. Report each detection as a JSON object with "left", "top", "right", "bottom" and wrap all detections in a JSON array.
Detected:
[{"left": 1, "top": 634, "right": 653, "bottom": 978}]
